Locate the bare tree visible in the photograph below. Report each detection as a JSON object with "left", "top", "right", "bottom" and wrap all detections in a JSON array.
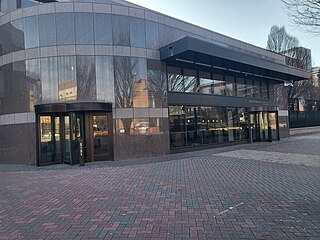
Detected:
[
  {"left": 282, "top": 0, "right": 320, "bottom": 33},
  {"left": 114, "top": 57, "right": 140, "bottom": 109},
  {"left": 76, "top": 56, "right": 96, "bottom": 100},
  {"left": 266, "top": 25, "right": 312, "bottom": 70},
  {"left": 284, "top": 47, "right": 312, "bottom": 70},
  {"left": 147, "top": 61, "right": 167, "bottom": 108},
  {"left": 267, "top": 25, "right": 312, "bottom": 108}
]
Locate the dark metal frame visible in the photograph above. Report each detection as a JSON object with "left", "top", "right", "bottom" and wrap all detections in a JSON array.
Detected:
[{"left": 35, "top": 102, "right": 113, "bottom": 166}]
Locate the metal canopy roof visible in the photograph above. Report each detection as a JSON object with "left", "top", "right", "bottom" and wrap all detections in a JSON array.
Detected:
[{"left": 160, "top": 37, "right": 310, "bottom": 82}]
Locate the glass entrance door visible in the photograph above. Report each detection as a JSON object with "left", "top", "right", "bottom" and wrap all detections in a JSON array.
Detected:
[
  {"left": 39, "top": 115, "right": 62, "bottom": 165},
  {"left": 249, "top": 111, "right": 279, "bottom": 142},
  {"left": 38, "top": 111, "right": 113, "bottom": 166}
]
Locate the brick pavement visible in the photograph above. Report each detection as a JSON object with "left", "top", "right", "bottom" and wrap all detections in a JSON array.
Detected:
[{"left": 0, "top": 133, "right": 319, "bottom": 239}]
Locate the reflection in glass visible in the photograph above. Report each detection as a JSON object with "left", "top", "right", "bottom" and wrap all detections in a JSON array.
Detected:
[
  {"left": 168, "top": 66, "right": 183, "bottom": 92},
  {"left": 269, "top": 112, "right": 278, "bottom": 140},
  {"left": 236, "top": 77, "right": 246, "bottom": 97},
  {"left": 76, "top": 56, "right": 96, "bottom": 101},
  {"left": 132, "top": 58, "right": 148, "bottom": 108},
  {"left": 133, "top": 118, "right": 150, "bottom": 135},
  {"left": 56, "top": 13, "right": 75, "bottom": 45},
  {"left": 39, "top": 14, "right": 56, "bottom": 46},
  {"left": 40, "top": 116, "right": 52, "bottom": 162},
  {"left": 254, "top": 80, "right": 261, "bottom": 98},
  {"left": 149, "top": 117, "right": 163, "bottom": 134},
  {"left": 40, "top": 116, "right": 61, "bottom": 164},
  {"left": 114, "top": 57, "right": 147, "bottom": 108},
  {"left": 114, "top": 56, "right": 133, "bottom": 108},
  {"left": 159, "top": 24, "right": 186, "bottom": 47},
  {"left": 96, "top": 56, "right": 114, "bottom": 103},
  {"left": 184, "top": 69, "right": 197, "bottom": 93},
  {"left": 198, "top": 71, "right": 213, "bottom": 94},
  {"left": 169, "top": 105, "right": 249, "bottom": 149},
  {"left": 112, "top": 15, "right": 130, "bottom": 46},
  {"left": 0, "top": 0, "right": 17, "bottom": 12},
  {"left": 213, "top": 74, "right": 225, "bottom": 95},
  {"left": 11, "top": 19, "right": 25, "bottom": 53},
  {"left": 58, "top": 56, "right": 77, "bottom": 101},
  {"left": 246, "top": 78, "right": 254, "bottom": 97},
  {"left": 146, "top": 20, "right": 159, "bottom": 49},
  {"left": 41, "top": 57, "right": 58, "bottom": 102},
  {"left": 94, "top": 13, "right": 112, "bottom": 45},
  {"left": 238, "top": 108, "right": 248, "bottom": 140},
  {"left": 75, "top": 13, "right": 94, "bottom": 44},
  {"left": 24, "top": 16, "right": 39, "bottom": 49},
  {"left": 225, "top": 75, "right": 235, "bottom": 96},
  {"left": 93, "top": 115, "right": 109, "bottom": 156},
  {"left": 130, "top": 17, "right": 146, "bottom": 48},
  {"left": 261, "top": 81, "right": 269, "bottom": 99},
  {"left": 169, "top": 106, "right": 186, "bottom": 148},
  {"left": 64, "top": 115, "right": 71, "bottom": 163},
  {"left": 147, "top": 60, "right": 167, "bottom": 108},
  {"left": 26, "top": 59, "right": 41, "bottom": 111},
  {"left": 185, "top": 106, "right": 202, "bottom": 146}
]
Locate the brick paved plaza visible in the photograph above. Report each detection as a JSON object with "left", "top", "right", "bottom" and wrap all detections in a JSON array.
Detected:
[{"left": 1, "top": 134, "right": 319, "bottom": 239}]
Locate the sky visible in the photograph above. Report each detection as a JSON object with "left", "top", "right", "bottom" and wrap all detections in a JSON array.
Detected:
[{"left": 127, "top": 0, "right": 320, "bottom": 67}]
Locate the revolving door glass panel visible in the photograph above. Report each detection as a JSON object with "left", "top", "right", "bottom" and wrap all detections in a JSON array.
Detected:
[
  {"left": 92, "top": 115, "right": 110, "bottom": 160},
  {"left": 39, "top": 115, "right": 62, "bottom": 165}
]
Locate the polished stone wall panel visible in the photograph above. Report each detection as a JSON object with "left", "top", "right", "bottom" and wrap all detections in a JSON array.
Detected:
[
  {"left": 113, "top": 117, "right": 169, "bottom": 160},
  {"left": 0, "top": 123, "right": 36, "bottom": 164}
]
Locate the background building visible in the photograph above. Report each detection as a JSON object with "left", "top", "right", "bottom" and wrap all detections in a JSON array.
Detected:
[{"left": 0, "top": 0, "right": 309, "bottom": 165}]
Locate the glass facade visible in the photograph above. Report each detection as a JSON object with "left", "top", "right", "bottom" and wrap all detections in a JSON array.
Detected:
[
  {"left": 289, "top": 98, "right": 320, "bottom": 128},
  {"left": 0, "top": 55, "right": 117, "bottom": 114},
  {"left": 167, "top": 66, "right": 270, "bottom": 99},
  {"left": 170, "top": 105, "right": 249, "bottom": 149}
]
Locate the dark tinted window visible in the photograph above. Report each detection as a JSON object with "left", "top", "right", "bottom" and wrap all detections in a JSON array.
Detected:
[
  {"left": 41, "top": 57, "right": 58, "bottom": 102},
  {"left": 94, "top": 13, "right": 112, "bottom": 45},
  {"left": 96, "top": 56, "right": 114, "bottom": 102},
  {"left": 130, "top": 17, "right": 145, "bottom": 48},
  {"left": 0, "top": 23, "right": 13, "bottom": 55},
  {"left": 58, "top": 56, "right": 77, "bottom": 102},
  {"left": 24, "top": 16, "right": 39, "bottom": 49},
  {"left": 146, "top": 20, "right": 159, "bottom": 49},
  {"left": 11, "top": 19, "right": 25, "bottom": 52},
  {"left": 112, "top": 15, "right": 130, "bottom": 46},
  {"left": 75, "top": 13, "right": 94, "bottom": 44},
  {"left": 56, "top": 13, "right": 75, "bottom": 45},
  {"left": 39, "top": 14, "right": 56, "bottom": 47}
]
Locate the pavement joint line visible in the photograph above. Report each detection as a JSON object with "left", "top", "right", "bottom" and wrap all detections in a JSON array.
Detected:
[{"left": 215, "top": 202, "right": 245, "bottom": 217}]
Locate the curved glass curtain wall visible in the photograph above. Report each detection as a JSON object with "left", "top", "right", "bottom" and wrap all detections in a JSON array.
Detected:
[
  {"left": 0, "top": 12, "right": 171, "bottom": 56},
  {"left": 0, "top": 56, "right": 167, "bottom": 115},
  {"left": 0, "top": 0, "right": 114, "bottom": 12}
]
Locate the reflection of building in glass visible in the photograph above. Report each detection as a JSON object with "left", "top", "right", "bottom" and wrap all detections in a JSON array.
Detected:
[
  {"left": 0, "top": 0, "right": 311, "bottom": 165},
  {"left": 281, "top": 47, "right": 312, "bottom": 70},
  {"left": 59, "top": 80, "right": 77, "bottom": 101},
  {"left": 312, "top": 67, "right": 320, "bottom": 87},
  {"left": 132, "top": 79, "right": 148, "bottom": 108}
]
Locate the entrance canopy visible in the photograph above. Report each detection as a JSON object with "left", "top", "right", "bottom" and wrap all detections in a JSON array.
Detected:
[
  {"left": 35, "top": 102, "right": 112, "bottom": 114},
  {"left": 160, "top": 37, "right": 310, "bottom": 82}
]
